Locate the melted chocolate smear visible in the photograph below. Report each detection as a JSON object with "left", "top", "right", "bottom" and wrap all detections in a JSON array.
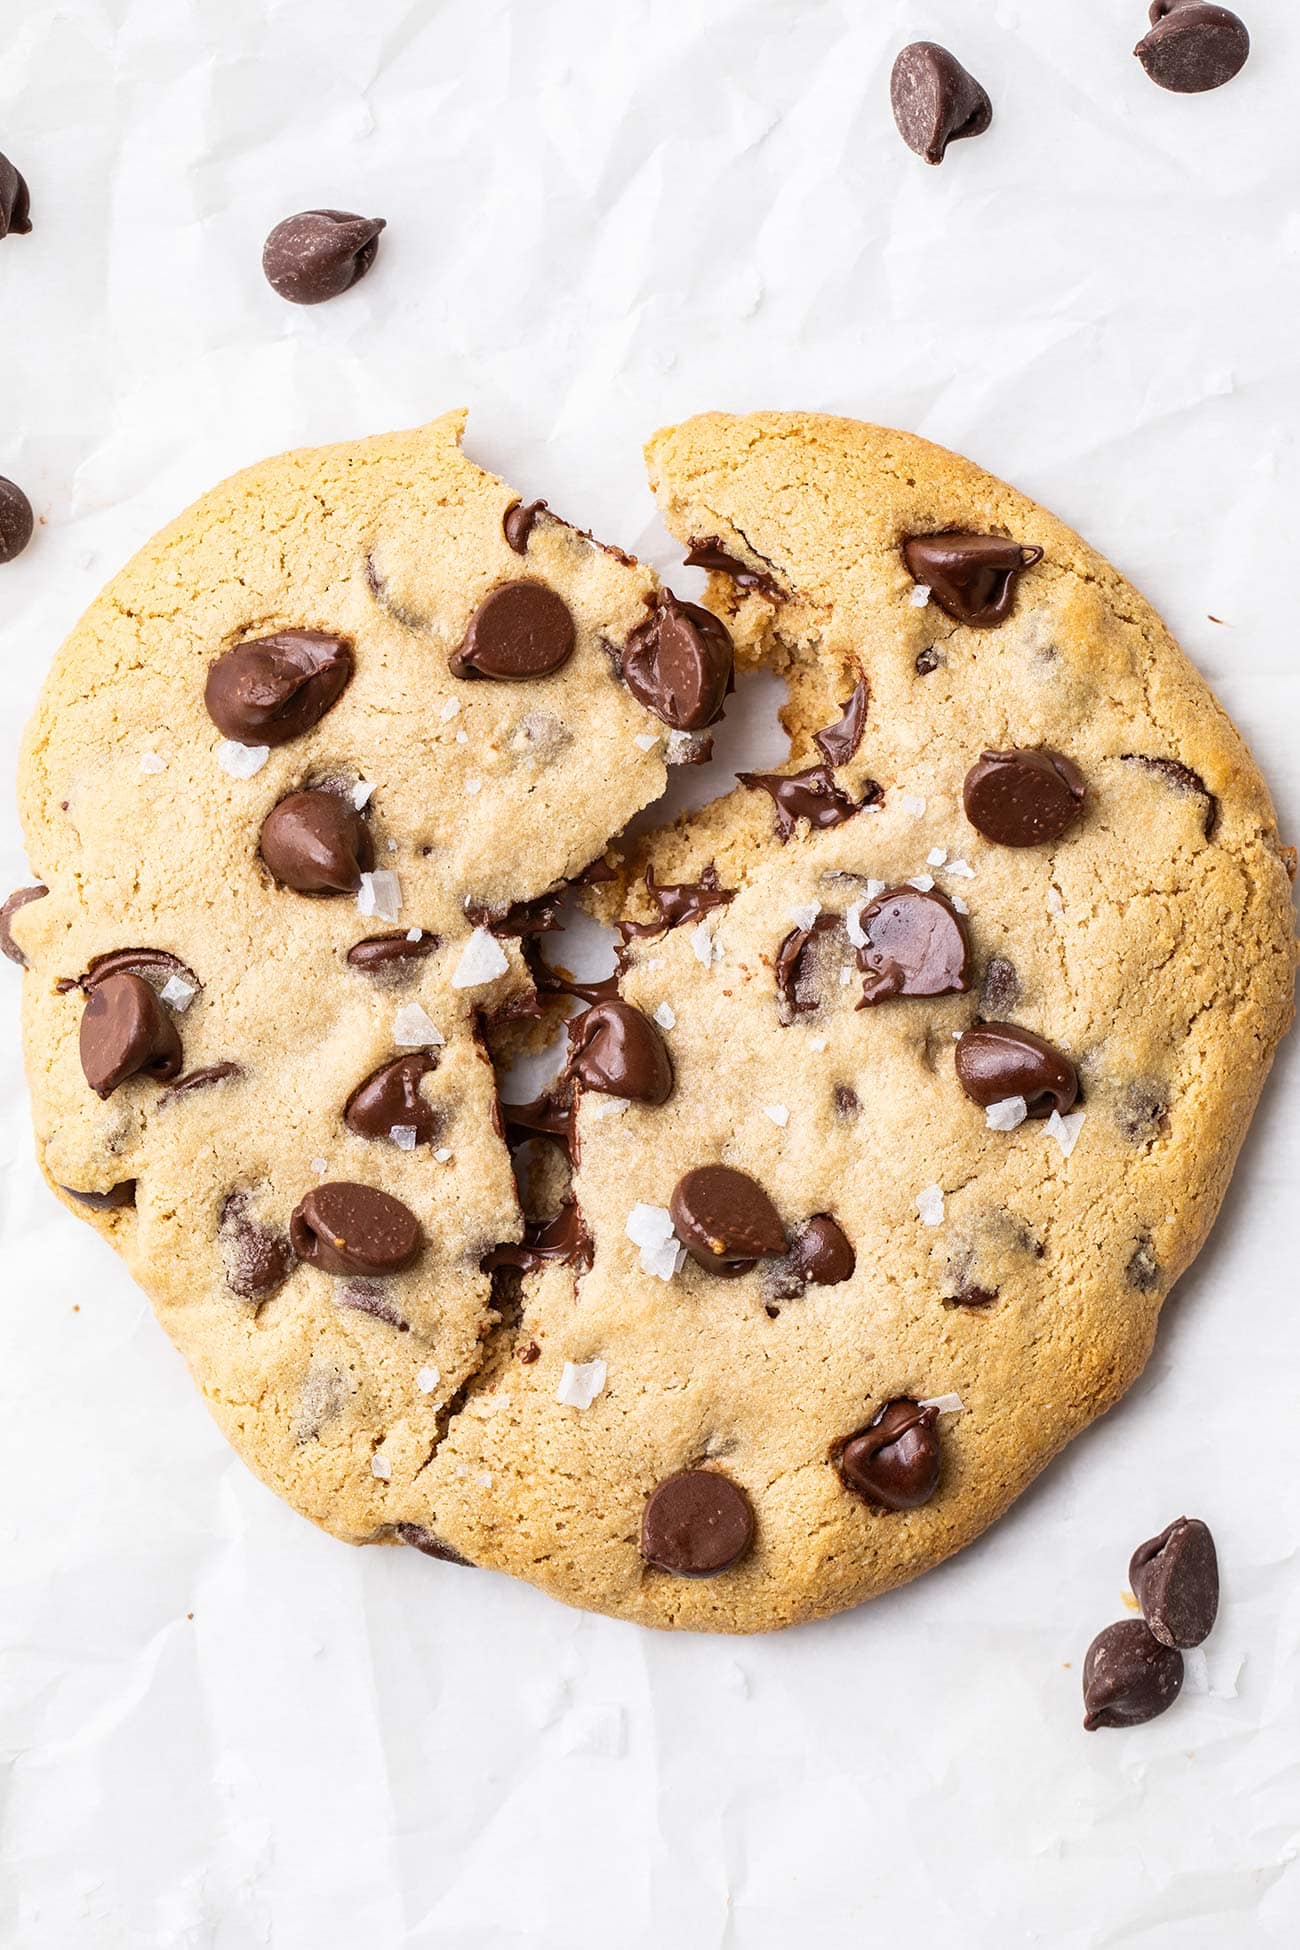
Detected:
[
  {"left": 683, "top": 536, "right": 783, "bottom": 600},
  {"left": 619, "top": 865, "right": 735, "bottom": 941},
  {"left": 70, "top": 947, "right": 200, "bottom": 995},
  {"left": 739, "top": 766, "right": 882, "bottom": 842},
  {"left": 775, "top": 914, "right": 840, "bottom": 1022},
  {"left": 468, "top": 890, "right": 565, "bottom": 938},
  {"left": 813, "top": 679, "right": 869, "bottom": 768},
  {"left": 158, "top": 1061, "right": 242, "bottom": 1107},
  {"left": 1120, "top": 753, "right": 1219, "bottom": 839},
  {"left": 483, "top": 1198, "right": 593, "bottom": 1273}
]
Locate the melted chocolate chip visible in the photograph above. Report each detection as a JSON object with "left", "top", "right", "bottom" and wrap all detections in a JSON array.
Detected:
[
  {"left": 0, "top": 883, "right": 47, "bottom": 966},
  {"left": 0, "top": 153, "right": 32, "bottom": 239},
  {"left": 484, "top": 1199, "right": 593, "bottom": 1273},
  {"left": 914, "top": 646, "right": 943, "bottom": 675},
  {"left": 670, "top": 1165, "right": 786, "bottom": 1273},
  {"left": 955, "top": 1022, "right": 1078, "bottom": 1117},
  {"left": 500, "top": 1085, "right": 577, "bottom": 1163},
  {"left": 813, "top": 679, "right": 869, "bottom": 768},
  {"left": 619, "top": 866, "right": 735, "bottom": 940},
  {"left": 260, "top": 790, "right": 373, "bottom": 894},
  {"left": 336, "top": 1281, "right": 409, "bottom": 1331},
  {"left": 63, "top": 1180, "right": 137, "bottom": 1211},
  {"left": 158, "top": 1062, "right": 242, "bottom": 1107},
  {"left": 856, "top": 887, "right": 971, "bottom": 1006},
  {"left": 79, "top": 973, "right": 183, "bottom": 1098},
  {"left": 775, "top": 914, "right": 840, "bottom": 1021},
  {"left": 1130, "top": 1517, "right": 1219, "bottom": 1650},
  {"left": 262, "top": 209, "right": 385, "bottom": 304},
  {"left": 683, "top": 536, "right": 782, "bottom": 599},
  {"left": 1126, "top": 1238, "right": 1161, "bottom": 1293},
  {"left": 1135, "top": 2, "right": 1249, "bottom": 93},
  {"left": 1121, "top": 753, "right": 1219, "bottom": 838},
  {"left": 219, "top": 1192, "right": 294, "bottom": 1300},
  {"left": 792, "top": 1214, "right": 856, "bottom": 1287},
  {"left": 347, "top": 931, "right": 440, "bottom": 978},
  {"left": 890, "top": 40, "right": 992, "bottom": 165},
  {"left": 205, "top": 630, "right": 353, "bottom": 747},
  {"left": 641, "top": 1470, "right": 754, "bottom": 1577},
  {"left": 903, "top": 535, "right": 1042, "bottom": 627},
  {"left": 622, "top": 592, "right": 734, "bottom": 730},
  {"left": 963, "top": 747, "right": 1086, "bottom": 847},
  {"left": 839, "top": 1400, "right": 941, "bottom": 1511},
  {"left": 979, "top": 954, "right": 1021, "bottom": 1016},
  {"left": 79, "top": 947, "right": 200, "bottom": 994},
  {"left": 564, "top": 999, "right": 673, "bottom": 1105},
  {"left": 503, "top": 500, "right": 548, "bottom": 553},
  {"left": 469, "top": 889, "right": 564, "bottom": 938},
  {"left": 345, "top": 1052, "right": 440, "bottom": 1144},
  {"left": 1083, "top": 1620, "right": 1184, "bottom": 1730},
  {"left": 0, "top": 476, "right": 34, "bottom": 564},
  {"left": 290, "top": 1181, "right": 422, "bottom": 1276},
  {"left": 393, "top": 1523, "right": 472, "bottom": 1566},
  {"left": 739, "top": 765, "right": 882, "bottom": 841},
  {"left": 449, "top": 582, "right": 575, "bottom": 681}
]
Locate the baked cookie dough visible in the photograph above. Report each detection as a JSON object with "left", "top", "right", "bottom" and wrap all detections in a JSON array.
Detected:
[{"left": 9, "top": 410, "right": 1294, "bottom": 1632}]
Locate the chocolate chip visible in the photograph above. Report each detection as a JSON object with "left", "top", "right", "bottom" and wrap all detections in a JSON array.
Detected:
[
  {"left": 518, "top": 1340, "right": 542, "bottom": 1364},
  {"left": 1116, "top": 1080, "right": 1169, "bottom": 1144},
  {"left": 833, "top": 1083, "right": 860, "bottom": 1120},
  {"left": 943, "top": 1283, "right": 997, "bottom": 1309},
  {"left": 622, "top": 592, "right": 734, "bottom": 730},
  {"left": 738, "top": 765, "right": 882, "bottom": 841},
  {"left": 813, "top": 679, "right": 869, "bottom": 768},
  {"left": 792, "top": 1214, "right": 856, "bottom": 1287},
  {"left": 347, "top": 931, "right": 440, "bottom": 980},
  {"left": 979, "top": 953, "right": 1021, "bottom": 1015},
  {"left": 484, "top": 1198, "right": 593, "bottom": 1273},
  {"left": 1126, "top": 1237, "right": 1161, "bottom": 1293},
  {"left": 262, "top": 209, "right": 385, "bottom": 304},
  {"left": 336, "top": 1281, "right": 409, "bottom": 1331},
  {"left": 468, "top": 889, "right": 564, "bottom": 937},
  {"left": 775, "top": 913, "right": 840, "bottom": 1022},
  {"left": 393, "top": 1523, "right": 472, "bottom": 1566},
  {"left": 903, "top": 534, "right": 1042, "bottom": 627},
  {"left": 290, "top": 1181, "right": 422, "bottom": 1276},
  {"left": 0, "top": 883, "right": 47, "bottom": 965},
  {"left": 619, "top": 866, "right": 735, "bottom": 940},
  {"left": 1130, "top": 1517, "right": 1219, "bottom": 1649},
  {"left": 0, "top": 476, "right": 34, "bottom": 564},
  {"left": 205, "top": 630, "right": 353, "bottom": 747},
  {"left": 856, "top": 886, "right": 971, "bottom": 1006},
  {"left": 219, "top": 1192, "right": 294, "bottom": 1300},
  {"left": 955, "top": 1021, "right": 1078, "bottom": 1117},
  {"left": 449, "top": 581, "right": 575, "bottom": 681},
  {"left": 158, "top": 1061, "right": 242, "bottom": 1107},
  {"left": 683, "top": 536, "right": 782, "bottom": 599},
  {"left": 0, "top": 153, "right": 31, "bottom": 237},
  {"left": 503, "top": 499, "right": 548, "bottom": 553},
  {"left": 564, "top": 999, "right": 673, "bottom": 1105},
  {"left": 914, "top": 647, "right": 943, "bottom": 675},
  {"left": 79, "top": 973, "right": 183, "bottom": 1098},
  {"left": 670, "top": 1165, "right": 786, "bottom": 1272},
  {"left": 640, "top": 1470, "right": 754, "bottom": 1576},
  {"left": 1120, "top": 753, "right": 1219, "bottom": 838},
  {"left": 344, "top": 1051, "right": 440, "bottom": 1143},
  {"left": 500, "top": 1085, "right": 577, "bottom": 1163},
  {"left": 62, "top": 1180, "right": 137, "bottom": 1211},
  {"left": 80, "top": 947, "right": 200, "bottom": 994},
  {"left": 1083, "top": 1619, "right": 1184, "bottom": 1730},
  {"left": 890, "top": 42, "right": 992, "bottom": 164},
  {"left": 839, "top": 1400, "right": 942, "bottom": 1510},
  {"left": 260, "top": 789, "right": 373, "bottom": 894},
  {"left": 963, "top": 747, "right": 1086, "bottom": 847},
  {"left": 1135, "top": 2, "right": 1249, "bottom": 93}
]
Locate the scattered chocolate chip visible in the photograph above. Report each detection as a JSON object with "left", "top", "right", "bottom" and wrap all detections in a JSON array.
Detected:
[
  {"left": 503, "top": 499, "right": 549, "bottom": 553},
  {"left": 79, "top": 973, "right": 183, "bottom": 1098},
  {"left": 683, "top": 536, "right": 782, "bottom": 599},
  {"left": 622, "top": 591, "right": 734, "bottom": 730},
  {"left": 80, "top": 947, "right": 199, "bottom": 994},
  {"left": 1126, "top": 1237, "right": 1162, "bottom": 1293},
  {"left": 347, "top": 931, "right": 440, "bottom": 979},
  {"left": 336, "top": 1280, "right": 409, "bottom": 1331},
  {"left": 564, "top": 999, "right": 673, "bottom": 1105},
  {"left": 670, "top": 1165, "right": 786, "bottom": 1273},
  {"left": 205, "top": 630, "right": 353, "bottom": 747},
  {"left": 619, "top": 866, "right": 735, "bottom": 940},
  {"left": 262, "top": 209, "right": 385, "bottom": 304},
  {"left": 1135, "top": 1, "right": 1249, "bottom": 92},
  {"left": 641, "top": 1470, "right": 754, "bottom": 1577},
  {"left": 484, "top": 1199, "right": 593, "bottom": 1273},
  {"left": 1130, "top": 1517, "right": 1219, "bottom": 1649},
  {"left": 62, "top": 1180, "right": 137, "bottom": 1211},
  {"left": 813, "top": 679, "right": 869, "bottom": 768},
  {"left": 449, "top": 581, "right": 575, "bottom": 681},
  {"left": 839, "top": 1399, "right": 942, "bottom": 1511},
  {"left": 290, "top": 1181, "right": 422, "bottom": 1276},
  {"left": 1116, "top": 1080, "right": 1169, "bottom": 1145},
  {"left": 1120, "top": 753, "right": 1219, "bottom": 838},
  {"left": 0, "top": 883, "right": 47, "bottom": 965},
  {"left": 260, "top": 789, "right": 373, "bottom": 894},
  {"left": 739, "top": 765, "right": 882, "bottom": 841},
  {"left": 158, "top": 1061, "right": 242, "bottom": 1107},
  {"left": 0, "top": 476, "right": 35, "bottom": 563},
  {"left": 775, "top": 913, "right": 840, "bottom": 1021},
  {"left": 903, "top": 534, "right": 1042, "bottom": 627},
  {"left": 979, "top": 953, "right": 1021, "bottom": 1016},
  {"left": 856, "top": 886, "right": 971, "bottom": 1006},
  {"left": 963, "top": 747, "right": 1086, "bottom": 847},
  {"left": 1083, "top": 1619, "right": 1184, "bottom": 1730},
  {"left": 792, "top": 1214, "right": 856, "bottom": 1286},
  {"left": 344, "top": 1051, "right": 440, "bottom": 1144},
  {"left": 955, "top": 1021, "right": 1078, "bottom": 1117},
  {"left": 393, "top": 1523, "right": 472, "bottom": 1566},
  {"left": 0, "top": 153, "right": 32, "bottom": 237},
  {"left": 914, "top": 646, "right": 943, "bottom": 676},
  {"left": 219, "top": 1191, "right": 294, "bottom": 1300},
  {"left": 833, "top": 1083, "right": 860, "bottom": 1121},
  {"left": 890, "top": 41, "right": 992, "bottom": 164}
]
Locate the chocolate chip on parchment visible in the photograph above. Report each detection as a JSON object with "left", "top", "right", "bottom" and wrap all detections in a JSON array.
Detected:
[
  {"left": 670, "top": 1165, "right": 786, "bottom": 1273},
  {"left": 1083, "top": 1619, "right": 1184, "bottom": 1729},
  {"left": 219, "top": 1191, "right": 294, "bottom": 1300},
  {"left": 619, "top": 866, "right": 735, "bottom": 940},
  {"left": 739, "top": 765, "right": 882, "bottom": 842},
  {"left": 813, "top": 679, "right": 869, "bottom": 768},
  {"left": 347, "top": 931, "right": 440, "bottom": 979},
  {"left": 791, "top": 1214, "right": 856, "bottom": 1287},
  {"left": 1130, "top": 1517, "right": 1219, "bottom": 1649},
  {"left": 0, "top": 153, "right": 32, "bottom": 237},
  {"left": 0, "top": 476, "right": 34, "bottom": 563},
  {"left": 290, "top": 1181, "right": 422, "bottom": 1277},
  {"left": 839, "top": 1400, "right": 942, "bottom": 1511},
  {"left": 344, "top": 1051, "right": 440, "bottom": 1144},
  {"left": 641, "top": 1470, "right": 755, "bottom": 1577},
  {"left": 205, "top": 630, "right": 353, "bottom": 747},
  {"left": 963, "top": 747, "right": 1086, "bottom": 846},
  {"left": 260, "top": 789, "right": 373, "bottom": 894},
  {"left": 0, "top": 883, "right": 47, "bottom": 965},
  {"left": 622, "top": 591, "right": 734, "bottom": 730},
  {"left": 79, "top": 973, "right": 183, "bottom": 1098},
  {"left": 890, "top": 42, "right": 992, "bottom": 165},
  {"left": 158, "top": 1062, "right": 242, "bottom": 1108},
  {"left": 63, "top": 1180, "right": 137, "bottom": 1211},
  {"left": 262, "top": 209, "right": 385, "bottom": 304},
  {"left": 903, "top": 534, "right": 1042, "bottom": 627},
  {"left": 856, "top": 886, "right": 971, "bottom": 1006},
  {"left": 449, "top": 581, "right": 576, "bottom": 681},
  {"left": 564, "top": 999, "right": 674, "bottom": 1105},
  {"left": 1135, "top": 2, "right": 1249, "bottom": 94},
  {"left": 955, "top": 1022, "right": 1078, "bottom": 1117},
  {"left": 503, "top": 500, "right": 549, "bottom": 553}
]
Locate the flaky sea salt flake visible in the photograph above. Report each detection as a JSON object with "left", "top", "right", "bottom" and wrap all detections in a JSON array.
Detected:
[
  {"left": 910, "top": 584, "right": 931, "bottom": 608},
  {"left": 159, "top": 975, "right": 197, "bottom": 1012},
  {"left": 140, "top": 751, "right": 165, "bottom": 775},
  {"left": 390, "top": 1124, "right": 418, "bottom": 1151},
  {"left": 633, "top": 732, "right": 659, "bottom": 752},
  {"left": 763, "top": 1104, "right": 790, "bottom": 1127},
  {"left": 907, "top": 874, "right": 935, "bottom": 892},
  {"left": 918, "top": 1392, "right": 965, "bottom": 1416},
  {"left": 357, "top": 870, "right": 402, "bottom": 922},
  {"left": 1045, "top": 1108, "right": 1085, "bottom": 1159},
  {"left": 451, "top": 928, "right": 509, "bottom": 989},
  {"left": 653, "top": 1002, "right": 676, "bottom": 1030},
  {"left": 439, "top": 697, "right": 461, "bottom": 722},
  {"left": 370, "top": 1453, "right": 392, "bottom": 1481},
  {"left": 216, "top": 739, "right": 269, "bottom": 779},
  {"left": 405, "top": 927, "right": 423, "bottom": 943},
  {"left": 691, "top": 922, "right": 722, "bottom": 966},
  {"left": 416, "top": 1365, "right": 441, "bottom": 1394},
  {"left": 946, "top": 858, "right": 975, "bottom": 879},
  {"left": 916, "top": 1183, "right": 945, "bottom": 1227},
  {"left": 788, "top": 900, "right": 821, "bottom": 933},
  {"left": 393, "top": 1002, "right": 445, "bottom": 1047},
  {"left": 986, "top": 1096, "right": 1028, "bottom": 1132},
  {"left": 926, "top": 847, "right": 947, "bottom": 867},
  {"left": 626, "top": 1203, "right": 685, "bottom": 1281},
  {"left": 901, "top": 793, "right": 927, "bottom": 817},
  {"left": 433, "top": 1147, "right": 453, "bottom": 1163},
  {"left": 951, "top": 895, "right": 970, "bottom": 915},
  {"left": 556, "top": 1358, "right": 607, "bottom": 1409}
]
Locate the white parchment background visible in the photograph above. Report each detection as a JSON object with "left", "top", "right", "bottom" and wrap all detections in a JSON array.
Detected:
[{"left": 2, "top": 2, "right": 1298, "bottom": 1944}]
